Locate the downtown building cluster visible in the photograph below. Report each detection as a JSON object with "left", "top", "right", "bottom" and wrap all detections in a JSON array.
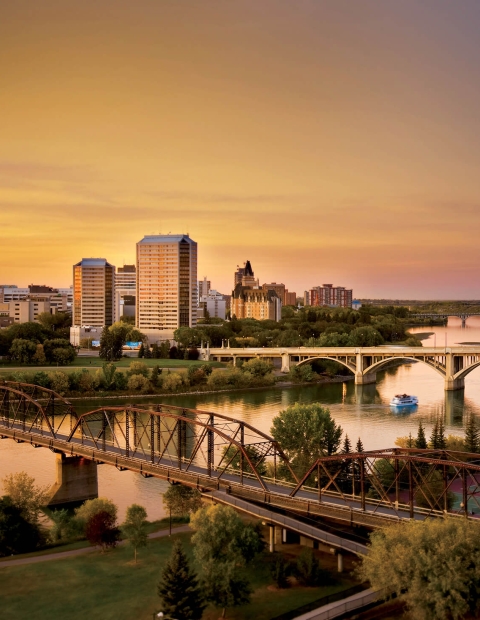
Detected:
[{"left": 1, "top": 233, "right": 356, "bottom": 346}]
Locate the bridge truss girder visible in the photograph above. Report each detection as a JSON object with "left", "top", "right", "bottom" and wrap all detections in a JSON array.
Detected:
[
  {"left": 289, "top": 448, "right": 480, "bottom": 519},
  {"left": 68, "top": 404, "right": 297, "bottom": 491}
]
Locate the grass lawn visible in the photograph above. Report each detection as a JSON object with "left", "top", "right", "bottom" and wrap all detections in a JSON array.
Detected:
[{"left": 0, "top": 533, "right": 358, "bottom": 620}]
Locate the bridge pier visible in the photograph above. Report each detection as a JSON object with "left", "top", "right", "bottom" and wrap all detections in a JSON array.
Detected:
[
  {"left": 445, "top": 377, "right": 465, "bottom": 391},
  {"left": 47, "top": 453, "right": 98, "bottom": 507},
  {"left": 281, "top": 353, "right": 290, "bottom": 373},
  {"left": 354, "top": 371, "right": 377, "bottom": 386}
]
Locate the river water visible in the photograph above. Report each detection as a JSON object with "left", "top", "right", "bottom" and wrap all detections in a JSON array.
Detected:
[{"left": 2, "top": 318, "right": 480, "bottom": 521}]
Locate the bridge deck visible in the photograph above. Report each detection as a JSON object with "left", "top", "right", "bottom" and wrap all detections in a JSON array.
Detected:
[{"left": 0, "top": 421, "right": 465, "bottom": 530}]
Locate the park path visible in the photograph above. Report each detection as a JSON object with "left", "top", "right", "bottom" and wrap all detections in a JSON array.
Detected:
[{"left": 0, "top": 525, "right": 191, "bottom": 568}]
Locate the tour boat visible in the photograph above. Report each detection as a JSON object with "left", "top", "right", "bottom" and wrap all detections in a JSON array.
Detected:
[{"left": 390, "top": 394, "right": 418, "bottom": 407}]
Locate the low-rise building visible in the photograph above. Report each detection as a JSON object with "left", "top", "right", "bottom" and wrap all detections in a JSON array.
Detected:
[{"left": 309, "top": 284, "right": 353, "bottom": 308}]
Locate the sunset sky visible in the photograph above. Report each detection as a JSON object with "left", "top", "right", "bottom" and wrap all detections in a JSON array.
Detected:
[{"left": 2, "top": 0, "right": 480, "bottom": 299}]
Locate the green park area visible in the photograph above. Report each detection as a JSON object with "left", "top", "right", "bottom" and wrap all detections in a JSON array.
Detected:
[{"left": 0, "top": 532, "right": 356, "bottom": 620}]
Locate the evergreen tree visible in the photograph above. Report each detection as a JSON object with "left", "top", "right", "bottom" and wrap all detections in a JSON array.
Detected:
[
  {"left": 137, "top": 343, "right": 144, "bottom": 358},
  {"left": 437, "top": 418, "right": 446, "bottom": 449},
  {"left": 150, "top": 365, "right": 162, "bottom": 387},
  {"left": 430, "top": 418, "right": 446, "bottom": 450},
  {"left": 356, "top": 437, "right": 364, "bottom": 453},
  {"left": 415, "top": 422, "right": 427, "bottom": 449},
  {"left": 407, "top": 432, "right": 414, "bottom": 448},
  {"left": 144, "top": 345, "right": 152, "bottom": 359},
  {"left": 465, "top": 415, "right": 480, "bottom": 453},
  {"left": 158, "top": 539, "right": 206, "bottom": 620},
  {"left": 342, "top": 434, "right": 351, "bottom": 453},
  {"left": 430, "top": 420, "right": 439, "bottom": 449}
]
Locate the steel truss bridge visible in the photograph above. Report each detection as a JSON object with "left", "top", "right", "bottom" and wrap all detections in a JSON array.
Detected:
[
  {"left": 1, "top": 382, "right": 479, "bottom": 532},
  {"left": 201, "top": 345, "right": 480, "bottom": 390}
]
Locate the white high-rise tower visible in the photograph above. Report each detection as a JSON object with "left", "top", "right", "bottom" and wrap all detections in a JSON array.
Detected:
[{"left": 136, "top": 234, "right": 197, "bottom": 331}]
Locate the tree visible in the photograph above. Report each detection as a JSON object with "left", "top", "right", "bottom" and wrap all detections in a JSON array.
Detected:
[
  {"left": 157, "top": 539, "right": 206, "bottom": 620},
  {"left": 415, "top": 421, "right": 427, "bottom": 449},
  {"left": 271, "top": 403, "right": 342, "bottom": 477},
  {"left": 430, "top": 418, "right": 446, "bottom": 450},
  {"left": 163, "top": 484, "right": 202, "bottom": 518},
  {"left": 2, "top": 471, "right": 49, "bottom": 524},
  {"left": 74, "top": 497, "right": 118, "bottom": 532},
  {"left": 347, "top": 326, "right": 384, "bottom": 347},
  {"left": 99, "top": 327, "right": 124, "bottom": 361},
  {"left": 123, "top": 504, "right": 148, "bottom": 563},
  {"left": 465, "top": 415, "right": 480, "bottom": 453},
  {"left": 8, "top": 338, "right": 37, "bottom": 364},
  {"left": 190, "top": 504, "right": 263, "bottom": 617},
  {"left": 0, "top": 496, "right": 41, "bottom": 556},
  {"left": 356, "top": 437, "right": 364, "bottom": 452},
  {"left": 342, "top": 434, "right": 352, "bottom": 454},
  {"left": 358, "top": 518, "right": 480, "bottom": 620},
  {"left": 101, "top": 362, "right": 117, "bottom": 389},
  {"left": 43, "top": 338, "right": 76, "bottom": 365},
  {"left": 85, "top": 510, "right": 120, "bottom": 551},
  {"left": 150, "top": 365, "right": 162, "bottom": 387}
]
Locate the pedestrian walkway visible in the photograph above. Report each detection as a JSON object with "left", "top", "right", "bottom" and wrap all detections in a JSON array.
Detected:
[{"left": 0, "top": 525, "right": 190, "bottom": 568}]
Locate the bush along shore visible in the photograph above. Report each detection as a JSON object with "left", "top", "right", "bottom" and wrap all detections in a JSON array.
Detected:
[{"left": 2, "top": 358, "right": 351, "bottom": 399}]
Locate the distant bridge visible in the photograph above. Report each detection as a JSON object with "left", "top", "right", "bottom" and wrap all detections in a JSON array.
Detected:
[
  {"left": 1, "top": 382, "right": 480, "bottom": 537},
  {"left": 411, "top": 313, "right": 480, "bottom": 327},
  {"left": 201, "top": 345, "right": 480, "bottom": 391}
]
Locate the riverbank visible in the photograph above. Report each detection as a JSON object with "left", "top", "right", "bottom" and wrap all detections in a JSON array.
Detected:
[{"left": 57, "top": 374, "right": 353, "bottom": 401}]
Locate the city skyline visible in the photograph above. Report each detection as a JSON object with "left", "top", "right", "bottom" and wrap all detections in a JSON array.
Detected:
[{"left": 3, "top": 1, "right": 480, "bottom": 298}]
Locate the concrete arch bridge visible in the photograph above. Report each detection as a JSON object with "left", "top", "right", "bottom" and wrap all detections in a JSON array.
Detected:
[{"left": 200, "top": 345, "right": 480, "bottom": 390}]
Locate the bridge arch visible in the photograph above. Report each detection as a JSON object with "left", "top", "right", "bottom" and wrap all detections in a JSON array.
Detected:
[
  {"left": 0, "top": 384, "right": 56, "bottom": 436},
  {"left": 295, "top": 356, "right": 356, "bottom": 374},
  {"left": 453, "top": 360, "right": 480, "bottom": 382},
  {"left": 363, "top": 356, "right": 446, "bottom": 379}
]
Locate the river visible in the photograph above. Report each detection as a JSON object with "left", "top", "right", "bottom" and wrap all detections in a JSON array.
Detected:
[{"left": 2, "top": 317, "right": 480, "bottom": 520}]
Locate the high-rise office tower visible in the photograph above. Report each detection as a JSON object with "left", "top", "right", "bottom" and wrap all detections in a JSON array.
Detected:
[
  {"left": 73, "top": 258, "right": 115, "bottom": 326},
  {"left": 115, "top": 264, "right": 136, "bottom": 322},
  {"left": 136, "top": 234, "right": 197, "bottom": 331}
]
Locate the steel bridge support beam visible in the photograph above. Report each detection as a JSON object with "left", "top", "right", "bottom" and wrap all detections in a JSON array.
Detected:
[{"left": 47, "top": 453, "right": 98, "bottom": 507}]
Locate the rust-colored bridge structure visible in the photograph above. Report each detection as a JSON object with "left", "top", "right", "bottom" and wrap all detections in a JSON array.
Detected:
[{"left": 1, "top": 382, "right": 479, "bottom": 530}]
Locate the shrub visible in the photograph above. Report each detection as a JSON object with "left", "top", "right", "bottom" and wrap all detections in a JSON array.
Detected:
[
  {"left": 32, "top": 371, "right": 51, "bottom": 388},
  {"left": 162, "top": 372, "right": 184, "bottom": 391},
  {"left": 295, "top": 548, "right": 325, "bottom": 586},
  {"left": 77, "top": 369, "right": 99, "bottom": 393},
  {"left": 241, "top": 358, "right": 273, "bottom": 377},
  {"left": 270, "top": 554, "right": 291, "bottom": 588},
  {"left": 114, "top": 371, "right": 128, "bottom": 390},
  {"left": 48, "top": 371, "right": 70, "bottom": 395},
  {"left": 127, "top": 361, "right": 149, "bottom": 377},
  {"left": 127, "top": 374, "right": 151, "bottom": 393}
]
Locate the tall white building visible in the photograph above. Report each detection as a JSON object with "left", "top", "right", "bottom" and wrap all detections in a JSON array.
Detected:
[
  {"left": 73, "top": 258, "right": 115, "bottom": 327},
  {"left": 136, "top": 234, "right": 197, "bottom": 332}
]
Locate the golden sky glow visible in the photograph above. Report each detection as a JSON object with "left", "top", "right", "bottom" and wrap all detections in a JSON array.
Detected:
[{"left": 2, "top": 0, "right": 480, "bottom": 298}]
